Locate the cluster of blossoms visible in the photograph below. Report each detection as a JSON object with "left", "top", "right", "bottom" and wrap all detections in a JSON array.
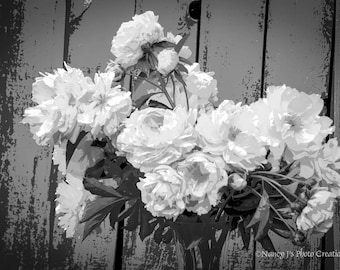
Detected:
[{"left": 22, "top": 11, "right": 340, "bottom": 242}]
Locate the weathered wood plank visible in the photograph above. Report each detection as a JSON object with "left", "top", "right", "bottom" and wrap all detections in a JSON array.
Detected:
[
  {"left": 199, "top": 0, "right": 266, "bottom": 269},
  {"left": 331, "top": 1, "right": 340, "bottom": 270},
  {"left": 199, "top": 0, "right": 266, "bottom": 104},
  {"left": 49, "top": 1, "right": 135, "bottom": 269},
  {"left": 0, "top": 0, "right": 65, "bottom": 269},
  {"left": 122, "top": 1, "right": 199, "bottom": 269},
  {"left": 257, "top": 0, "right": 334, "bottom": 269}
]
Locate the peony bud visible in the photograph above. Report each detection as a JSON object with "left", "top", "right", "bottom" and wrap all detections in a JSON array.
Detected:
[
  {"left": 154, "top": 48, "right": 179, "bottom": 75},
  {"left": 229, "top": 173, "right": 247, "bottom": 191}
]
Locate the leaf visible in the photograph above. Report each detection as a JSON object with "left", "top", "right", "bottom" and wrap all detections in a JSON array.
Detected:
[
  {"left": 109, "top": 200, "right": 126, "bottom": 229},
  {"left": 174, "top": 33, "right": 189, "bottom": 53},
  {"left": 66, "top": 131, "right": 87, "bottom": 167},
  {"left": 153, "top": 40, "right": 176, "bottom": 48},
  {"left": 179, "top": 57, "right": 193, "bottom": 66},
  {"left": 238, "top": 220, "right": 251, "bottom": 250},
  {"left": 83, "top": 177, "right": 123, "bottom": 198},
  {"left": 67, "top": 133, "right": 104, "bottom": 178},
  {"left": 271, "top": 228, "right": 292, "bottom": 239},
  {"left": 282, "top": 181, "right": 299, "bottom": 195},
  {"left": 132, "top": 71, "right": 147, "bottom": 93},
  {"left": 258, "top": 235, "right": 276, "bottom": 252},
  {"left": 246, "top": 189, "right": 270, "bottom": 240},
  {"left": 176, "top": 63, "right": 189, "bottom": 74},
  {"left": 81, "top": 197, "right": 127, "bottom": 223},
  {"left": 134, "top": 92, "right": 162, "bottom": 109},
  {"left": 139, "top": 213, "right": 158, "bottom": 241},
  {"left": 82, "top": 209, "right": 111, "bottom": 241},
  {"left": 148, "top": 100, "right": 171, "bottom": 110},
  {"left": 85, "top": 159, "right": 105, "bottom": 178}
]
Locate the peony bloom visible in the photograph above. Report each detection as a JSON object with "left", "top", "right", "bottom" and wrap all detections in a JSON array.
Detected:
[
  {"left": 154, "top": 48, "right": 179, "bottom": 75},
  {"left": 228, "top": 173, "right": 247, "bottom": 191},
  {"left": 177, "top": 152, "right": 228, "bottom": 215},
  {"left": 147, "top": 62, "right": 218, "bottom": 109},
  {"left": 22, "top": 97, "right": 80, "bottom": 145},
  {"left": 55, "top": 173, "right": 96, "bottom": 238},
  {"left": 265, "top": 85, "right": 334, "bottom": 153},
  {"left": 297, "top": 138, "right": 340, "bottom": 196},
  {"left": 163, "top": 32, "right": 192, "bottom": 59},
  {"left": 196, "top": 100, "right": 267, "bottom": 170},
  {"left": 184, "top": 63, "right": 218, "bottom": 107},
  {"left": 22, "top": 64, "right": 91, "bottom": 145},
  {"left": 117, "top": 106, "right": 197, "bottom": 172},
  {"left": 137, "top": 165, "right": 186, "bottom": 219},
  {"left": 111, "top": 11, "right": 164, "bottom": 68},
  {"left": 296, "top": 189, "right": 335, "bottom": 233},
  {"left": 77, "top": 72, "right": 132, "bottom": 138}
]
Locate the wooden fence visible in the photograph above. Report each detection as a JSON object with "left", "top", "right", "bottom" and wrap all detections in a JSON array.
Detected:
[{"left": 1, "top": 0, "right": 339, "bottom": 269}]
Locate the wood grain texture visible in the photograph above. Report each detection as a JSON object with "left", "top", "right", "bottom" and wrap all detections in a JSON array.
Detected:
[
  {"left": 199, "top": 0, "right": 266, "bottom": 269},
  {"left": 0, "top": 0, "right": 65, "bottom": 269},
  {"left": 199, "top": 0, "right": 266, "bottom": 104},
  {"left": 256, "top": 0, "right": 334, "bottom": 269},
  {"left": 331, "top": 0, "right": 340, "bottom": 270}
]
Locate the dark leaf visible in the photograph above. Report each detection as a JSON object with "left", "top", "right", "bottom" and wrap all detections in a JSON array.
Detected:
[
  {"left": 176, "top": 63, "right": 189, "bottom": 74},
  {"left": 174, "top": 33, "right": 189, "bottom": 53},
  {"left": 153, "top": 41, "right": 176, "bottom": 48},
  {"left": 140, "top": 212, "right": 158, "bottom": 241},
  {"left": 258, "top": 235, "right": 276, "bottom": 252},
  {"left": 238, "top": 220, "right": 251, "bottom": 250},
  {"left": 104, "top": 160, "right": 122, "bottom": 179},
  {"left": 83, "top": 177, "right": 123, "bottom": 198},
  {"left": 81, "top": 197, "right": 127, "bottom": 223},
  {"left": 132, "top": 71, "right": 148, "bottom": 93},
  {"left": 271, "top": 228, "right": 292, "bottom": 239},
  {"left": 134, "top": 92, "right": 163, "bottom": 109},
  {"left": 246, "top": 189, "right": 270, "bottom": 240},
  {"left": 148, "top": 100, "right": 171, "bottom": 110},
  {"left": 82, "top": 208, "right": 111, "bottom": 241},
  {"left": 109, "top": 200, "right": 126, "bottom": 229},
  {"left": 85, "top": 159, "right": 105, "bottom": 178},
  {"left": 161, "top": 227, "right": 174, "bottom": 244},
  {"left": 117, "top": 198, "right": 138, "bottom": 221},
  {"left": 179, "top": 57, "right": 193, "bottom": 66},
  {"left": 66, "top": 131, "right": 88, "bottom": 167},
  {"left": 67, "top": 133, "right": 104, "bottom": 177},
  {"left": 154, "top": 224, "right": 166, "bottom": 244}
]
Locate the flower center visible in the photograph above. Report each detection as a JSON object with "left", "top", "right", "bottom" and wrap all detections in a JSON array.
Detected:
[
  {"left": 228, "top": 126, "right": 241, "bottom": 141},
  {"left": 145, "top": 114, "right": 164, "bottom": 130},
  {"left": 284, "top": 114, "right": 302, "bottom": 131}
]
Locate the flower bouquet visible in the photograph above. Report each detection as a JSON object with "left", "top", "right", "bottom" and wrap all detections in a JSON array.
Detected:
[{"left": 22, "top": 11, "right": 340, "bottom": 270}]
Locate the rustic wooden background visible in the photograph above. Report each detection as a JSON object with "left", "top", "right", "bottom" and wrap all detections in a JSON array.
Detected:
[{"left": 1, "top": 0, "right": 339, "bottom": 269}]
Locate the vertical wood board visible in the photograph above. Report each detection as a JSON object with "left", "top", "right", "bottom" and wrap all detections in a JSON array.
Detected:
[{"left": 0, "top": 0, "right": 65, "bottom": 269}]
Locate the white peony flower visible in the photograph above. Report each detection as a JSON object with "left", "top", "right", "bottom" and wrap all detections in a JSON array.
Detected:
[
  {"left": 137, "top": 165, "right": 186, "bottom": 219},
  {"left": 163, "top": 32, "right": 192, "bottom": 59},
  {"left": 154, "top": 48, "right": 179, "bottom": 75},
  {"left": 55, "top": 173, "right": 96, "bottom": 238},
  {"left": 196, "top": 100, "right": 267, "bottom": 170},
  {"left": 117, "top": 106, "right": 197, "bottom": 172},
  {"left": 147, "top": 62, "right": 218, "bottom": 109},
  {"left": 177, "top": 152, "right": 228, "bottom": 215},
  {"left": 296, "top": 189, "right": 335, "bottom": 233},
  {"left": 22, "top": 64, "right": 91, "bottom": 145},
  {"left": 77, "top": 72, "right": 132, "bottom": 138},
  {"left": 228, "top": 173, "right": 247, "bottom": 191},
  {"left": 183, "top": 63, "right": 218, "bottom": 108},
  {"left": 265, "top": 85, "right": 334, "bottom": 153},
  {"left": 111, "top": 11, "right": 164, "bottom": 68}
]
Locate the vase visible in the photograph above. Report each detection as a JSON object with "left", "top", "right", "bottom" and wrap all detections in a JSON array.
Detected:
[{"left": 172, "top": 221, "right": 229, "bottom": 270}]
